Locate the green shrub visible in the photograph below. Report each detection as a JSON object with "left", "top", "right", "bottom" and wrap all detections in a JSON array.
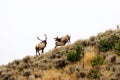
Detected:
[
  {"left": 67, "top": 45, "right": 82, "bottom": 62},
  {"left": 67, "top": 50, "right": 77, "bottom": 62},
  {"left": 108, "top": 35, "right": 119, "bottom": 44},
  {"left": 98, "top": 39, "right": 114, "bottom": 52},
  {"left": 91, "top": 55, "right": 104, "bottom": 66},
  {"left": 114, "top": 41, "right": 120, "bottom": 56},
  {"left": 91, "top": 69, "right": 100, "bottom": 79},
  {"left": 76, "top": 45, "right": 82, "bottom": 58}
]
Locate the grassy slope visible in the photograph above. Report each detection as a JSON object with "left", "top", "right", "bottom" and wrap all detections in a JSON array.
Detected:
[{"left": 0, "top": 29, "right": 120, "bottom": 80}]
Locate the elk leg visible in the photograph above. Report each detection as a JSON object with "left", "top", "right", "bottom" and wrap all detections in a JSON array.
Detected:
[
  {"left": 42, "top": 49, "right": 44, "bottom": 53},
  {"left": 38, "top": 51, "right": 40, "bottom": 56},
  {"left": 68, "top": 40, "right": 70, "bottom": 44},
  {"left": 36, "top": 49, "right": 38, "bottom": 57},
  {"left": 55, "top": 45, "right": 57, "bottom": 48}
]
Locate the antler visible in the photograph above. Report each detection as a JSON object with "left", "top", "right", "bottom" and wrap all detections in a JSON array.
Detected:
[
  {"left": 37, "top": 36, "right": 42, "bottom": 41},
  {"left": 54, "top": 36, "right": 58, "bottom": 39},
  {"left": 44, "top": 34, "right": 47, "bottom": 40}
]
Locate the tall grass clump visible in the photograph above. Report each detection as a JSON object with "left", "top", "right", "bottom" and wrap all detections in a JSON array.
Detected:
[
  {"left": 67, "top": 45, "right": 83, "bottom": 62},
  {"left": 91, "top": 55, "right": 104, "bottom": 67},
  {"left": 91, "top": 68, "right": 100, "bottom": 79}
]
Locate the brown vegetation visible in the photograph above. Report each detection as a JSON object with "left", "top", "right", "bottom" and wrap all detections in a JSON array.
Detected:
[{"left": 0, "top": 29, "right": 120, "bottom": 80}]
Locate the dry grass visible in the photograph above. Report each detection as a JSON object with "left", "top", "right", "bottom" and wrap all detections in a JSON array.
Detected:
[
  {"left": 84, "top": 51, "right": 96, "bottom": 69},
  {"left": 36, "top": 46, "right": 99, "bottom": 80},
  {"left": 1, "top": 29, "right": 120, "bottom": 80},
  {"left": 42, "top": 69, "right": 62, "bottom": 80},
  {"left": 80, "top": 46, "right": 98, "bottom": 70},
  {"left": 102, "top": 71, "right": 114, "bottom": 79},
  {"left": 41, "top": 63, "right": 81, "bottom": 80}
]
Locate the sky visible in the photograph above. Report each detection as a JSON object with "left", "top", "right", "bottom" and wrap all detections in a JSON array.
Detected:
[{"left": 0, "top": 0, "right": 120, "bottom": 65}]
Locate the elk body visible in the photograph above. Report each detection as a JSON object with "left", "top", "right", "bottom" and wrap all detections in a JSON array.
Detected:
[
  {"left": 54, "top": 34, "right": 71, "bottom": 48},
  {"left": 35, "top": 34, "right": 47, "bottom": 56}
]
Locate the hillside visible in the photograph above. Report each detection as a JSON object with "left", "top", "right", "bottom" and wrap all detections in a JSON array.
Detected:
[{"left": 0, "top": 28, "right": 120, "bottom": 80}]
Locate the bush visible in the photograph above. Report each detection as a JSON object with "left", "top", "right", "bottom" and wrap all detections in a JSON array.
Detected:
[
  {"left": 91, "top": 55, "right": 104, "bottom": 66},
  {"left": 67, "top": 50, "right": 77, "bottom": 62},
  {"left": 108, "top": 35, "right": 119, "bottom": 44},
  {"left": 67, "top": 45, "right": 82, "bottom": 62},
  {"left": 91, "top": 69, "right": 100, "bottom": 79},
  {"left": 98, "top": 39, "right": 114, "bottom": 52},
  {"left": 81, "top": 40, "right": 90, "bottom": 47},
  {"left": 23, "top": 56, "right": 31, "bottom": 63},
  {"left": 114, "top": 41, "right": 120, "bottom": 56},
  {"left": 23, "top": 69, "right": 32, "bottom": 78},
  {"left": 13, "top": 59, "right": 20, "bottom": 65},
  {"left": 53, "top": 58, "right": 66, "bottom": 68}
]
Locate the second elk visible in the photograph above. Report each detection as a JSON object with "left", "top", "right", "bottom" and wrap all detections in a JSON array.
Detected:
[
  {"left": 54, "top": 34, "right": 71, "bottom": 48},
  {"left": 35, "top": 34, "right": 47, "bottom": 56}
]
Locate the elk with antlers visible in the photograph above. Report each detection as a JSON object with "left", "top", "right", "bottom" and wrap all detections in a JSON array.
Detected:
[
  {"left": 54, "top": 34, "right": 71, "bottom": 48},
  {"left": 35, "top": 34, "right": 47, "bottom": 56}
]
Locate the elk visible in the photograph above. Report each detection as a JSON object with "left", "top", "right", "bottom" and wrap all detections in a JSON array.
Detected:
[
  {"left": 35, "top": 34, "right": 47, "bottom": 56},
  {"left": 54, "top": 34, "right": 71, "bottom": 48},
  {"left": 61, "top": 34, "right": 71, "bottom": 44}
]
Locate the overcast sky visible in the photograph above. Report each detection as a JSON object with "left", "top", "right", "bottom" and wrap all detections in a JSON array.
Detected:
[{"left": 0, "top": 0, "right": 120, "bottom": 65}]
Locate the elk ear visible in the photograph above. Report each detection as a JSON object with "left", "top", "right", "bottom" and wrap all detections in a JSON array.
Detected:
[{"left": 54, "top": 36, "right": 58, "bottom": 39}]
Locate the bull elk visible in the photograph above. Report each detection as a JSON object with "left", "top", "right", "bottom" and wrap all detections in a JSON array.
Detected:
[{"left": 35, "top": 34, "right": 47, "bottom": 56}]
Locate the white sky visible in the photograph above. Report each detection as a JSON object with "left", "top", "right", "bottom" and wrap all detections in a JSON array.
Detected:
[{"left": 0, "top": 0, "right": 120, "bottom": 65}]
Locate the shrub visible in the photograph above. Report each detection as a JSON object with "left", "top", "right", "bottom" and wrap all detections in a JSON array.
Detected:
[
  {"left": 67, "top": 50, "right": 77, "bottom": 62},
  {"left": 53, "top": 58, "right": 66, "bottom": 68},
  {"left": 91, "top": 69, "right": 100, "bottom": 79},
  {"left": 114, "top": 41, "right": 120, "bottom": 56},
  {"left": 108, "top": 35, "right": 119, "bottom": 44},
  {"left": 98, "top": 39, "right": 114, "bottom": 52},
  {"left": 81, "top": 40, "right": 90, "bottom": 47},
  {"left": 23, "top": 69, "right": 32, "bottom": 78},
  {"left": 90, "top": 36, "right": 95, "bottom": 41},
  {"left": 23, "top": 56, "right": 31, "bottom": 63},
  {"left": 13, "top": 59, "right": 20, "bottom": 65},
  {"left": 76, "top": 45, "right": 82, "bottom": 54},
  {"left": 91, "top": 55, "right": 104, "bottom": 66},
  {"left": 67, "top": 45, "right": 82, "bottom": 62}
]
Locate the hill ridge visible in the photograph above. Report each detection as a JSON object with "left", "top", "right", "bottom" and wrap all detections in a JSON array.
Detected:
[{"left": 0, "top": 28, "right": 120, "bottom": 80}]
